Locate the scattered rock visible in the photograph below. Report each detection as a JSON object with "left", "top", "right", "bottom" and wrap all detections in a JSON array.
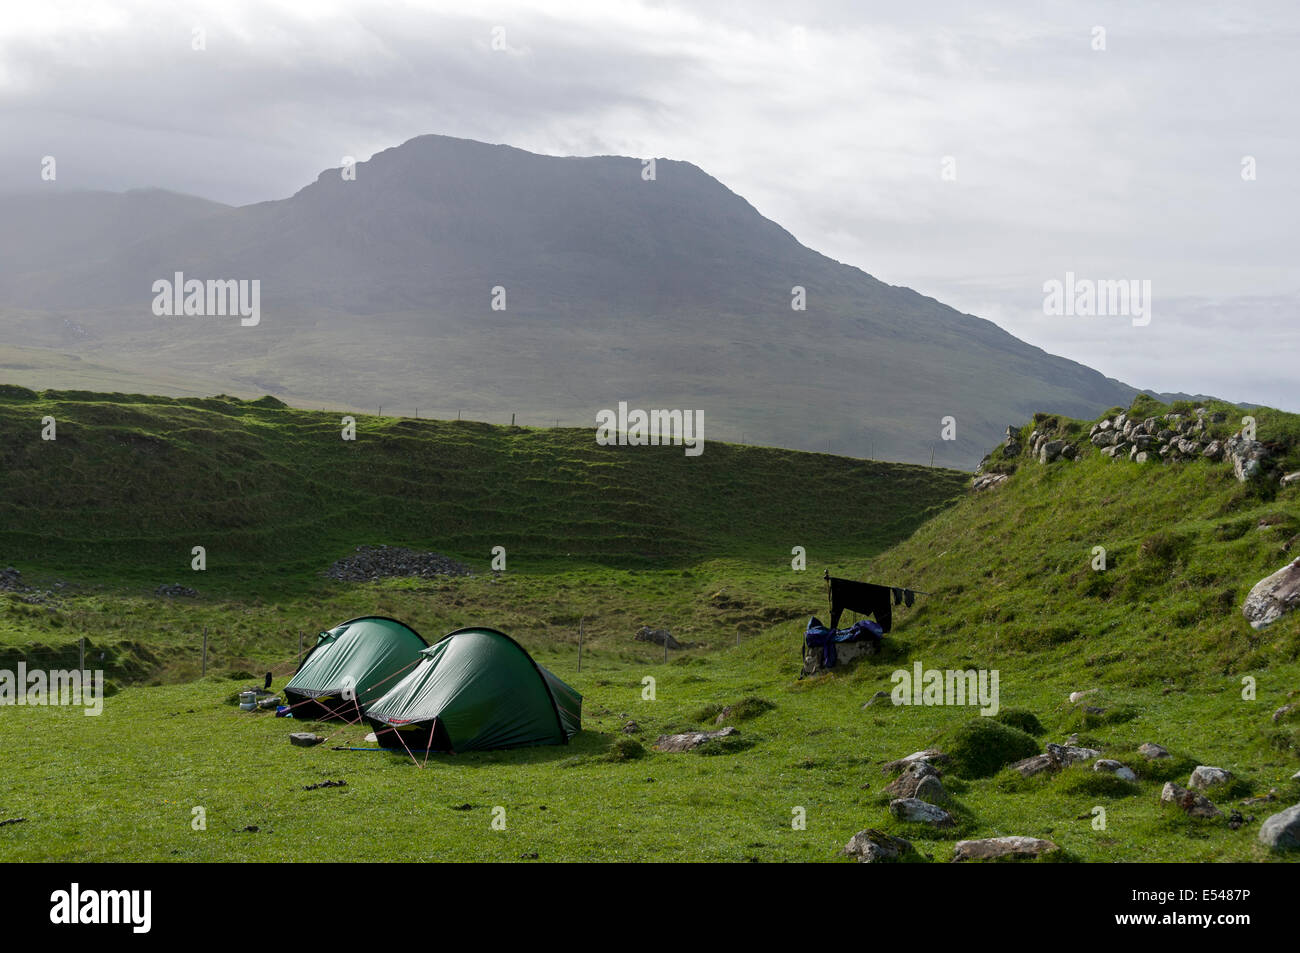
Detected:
[
  {"left": 1242, "top": 558, "right": 1300, "bottom": 630},
  {"left": 1227, "top": 810, "right": 1253, "bottom": 831},
  {"left": 913, "top": 774, "right": 948, "bottom": 804},
  {"left": 1224, "top": 432, "right": 1271, "bottom": 482},
  {"left": 1161, "top": 782, "right": 1222, "bottom": 819},
  {"left": 884, "top": 760, "right": 940, "bottom": 798},
  {"left": 303, "top": 779, "right": 346, "bottom": 791},
  {"left": 290, "top": 732, "right": 324, "bottom": 747},
  {"left": 1039, "top": 439, "right": 1067, "bottom": 464},
  {"left": 843, "top": 828, "right": 914, "bottom": 863},
  {"left": 1257, "top": 804, "right": 1300, "bottom": 851},
  {"left": 971, "top": 472, "right": 1009, "bottom": 492},
  {"left": 519, "top": 851, "right": 539, "bottom": 860},
  {"left": 1189, "top": 766, "right": 1231, "bottom": 790},
  {"left": 881, "top": 749, "right": 950, "bottom": 775},
  {"left": 653, "top": 726, "right": 737, "bottom": 752},
  {"left": 155, "top": 583, "right": 198, "bottom": 598},
  {"left": 1281, "top": 471, "right": 1300, "bottom": 488},
  {"left": 1051, "top": 743, "right": 1101, "bottom": 765},
  {"left": 1139, "top": 742, "right": 1171, "bottom": 760},
  {"left": 1012, "top": 743, "right": 1100, "bottom": 777},
  {"left": 952, "top": 836, "right": 1058, "bottom": 862},
  {"left": 1069, "top": 689, "right": 1097, "bottom": 704},
  {"left": 1010, "top": 753, "right": 1058, "bottom": 778},
  {"left": 888, "top": 798, "right": 954, "bottom": 827},
  {"left": 1094, "top": 759, "right": 1137, "bottom": 782},
  {"left": 621, "top": 720, "right": 641, "bottom": 735},
  {"left": 325, "top": 545, "right": 471, "bottom": 582},
  {"left": 862, "top": 690, "right": 891, "bottom": 708},
  {"left": 636, "top": 626, "right": 683, "bottom": 649}
]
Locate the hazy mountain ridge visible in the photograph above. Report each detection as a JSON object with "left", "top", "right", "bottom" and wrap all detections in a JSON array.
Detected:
[{"left": 0, "top": 134, "right": 1215, "bottom": 466}]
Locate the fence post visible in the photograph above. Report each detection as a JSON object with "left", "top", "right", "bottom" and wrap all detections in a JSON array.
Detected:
[{"left": 202, "top": 627, "right": 208, "bottom": 677}]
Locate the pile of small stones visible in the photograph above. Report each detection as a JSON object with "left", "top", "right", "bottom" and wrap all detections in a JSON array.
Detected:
[
  {"left": 324, "top": 544, "right": 472, "bottom": 582},
  {"left": 155, "top": 583, "right": 199, "bottom": 598}
]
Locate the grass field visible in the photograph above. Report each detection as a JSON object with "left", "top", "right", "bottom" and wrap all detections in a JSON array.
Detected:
[{"left": 0, "top": 388, "right": 1297, "bottom": 862}]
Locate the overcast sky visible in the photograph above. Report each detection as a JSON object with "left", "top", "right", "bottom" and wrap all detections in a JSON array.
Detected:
[{"left": 2, "top": 0, "right": 1296, "bottom": 409}]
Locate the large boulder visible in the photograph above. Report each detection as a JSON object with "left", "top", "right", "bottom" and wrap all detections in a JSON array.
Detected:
[
  {"left": 952, "top": 836, "right": 1058, "bottom": 862},
  {"left": 1242, "top": 558, "right": 1300, "bottom": 630},
  {"left": 1257, "top": 804, "right": 1300, "bottom": 851}
]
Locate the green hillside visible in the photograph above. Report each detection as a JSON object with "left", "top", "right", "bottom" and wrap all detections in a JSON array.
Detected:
[
  {"left": 0, "top": 387, "right": 1298, "bottom": 862},
  {"left": 0, "top": 384, "right": 965, "bottom": 589}
]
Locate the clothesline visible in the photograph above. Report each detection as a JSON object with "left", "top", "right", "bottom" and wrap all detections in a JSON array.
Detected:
[{"left": 822, "top": 569, "right": 932, "bottom": 595}]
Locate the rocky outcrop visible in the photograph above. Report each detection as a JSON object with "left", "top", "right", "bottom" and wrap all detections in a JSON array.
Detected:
[
  {"left": 1242, "top": 558, "right": 1300, "bottom": 630},
  {"left": 1009, "top": 407, "right": 1275, "bottom": 481}
]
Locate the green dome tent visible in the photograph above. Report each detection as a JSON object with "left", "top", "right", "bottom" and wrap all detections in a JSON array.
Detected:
[
  {"left": 364, "top": 627, "right": 582, "bottom": 753},
  {"left": 284, "top": 616, "right": 428, "bottom": 721}
]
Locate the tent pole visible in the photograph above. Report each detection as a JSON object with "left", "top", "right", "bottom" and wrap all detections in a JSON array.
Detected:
[{"left": 422, "top": 718, "right": 437, "bottom": 768}]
